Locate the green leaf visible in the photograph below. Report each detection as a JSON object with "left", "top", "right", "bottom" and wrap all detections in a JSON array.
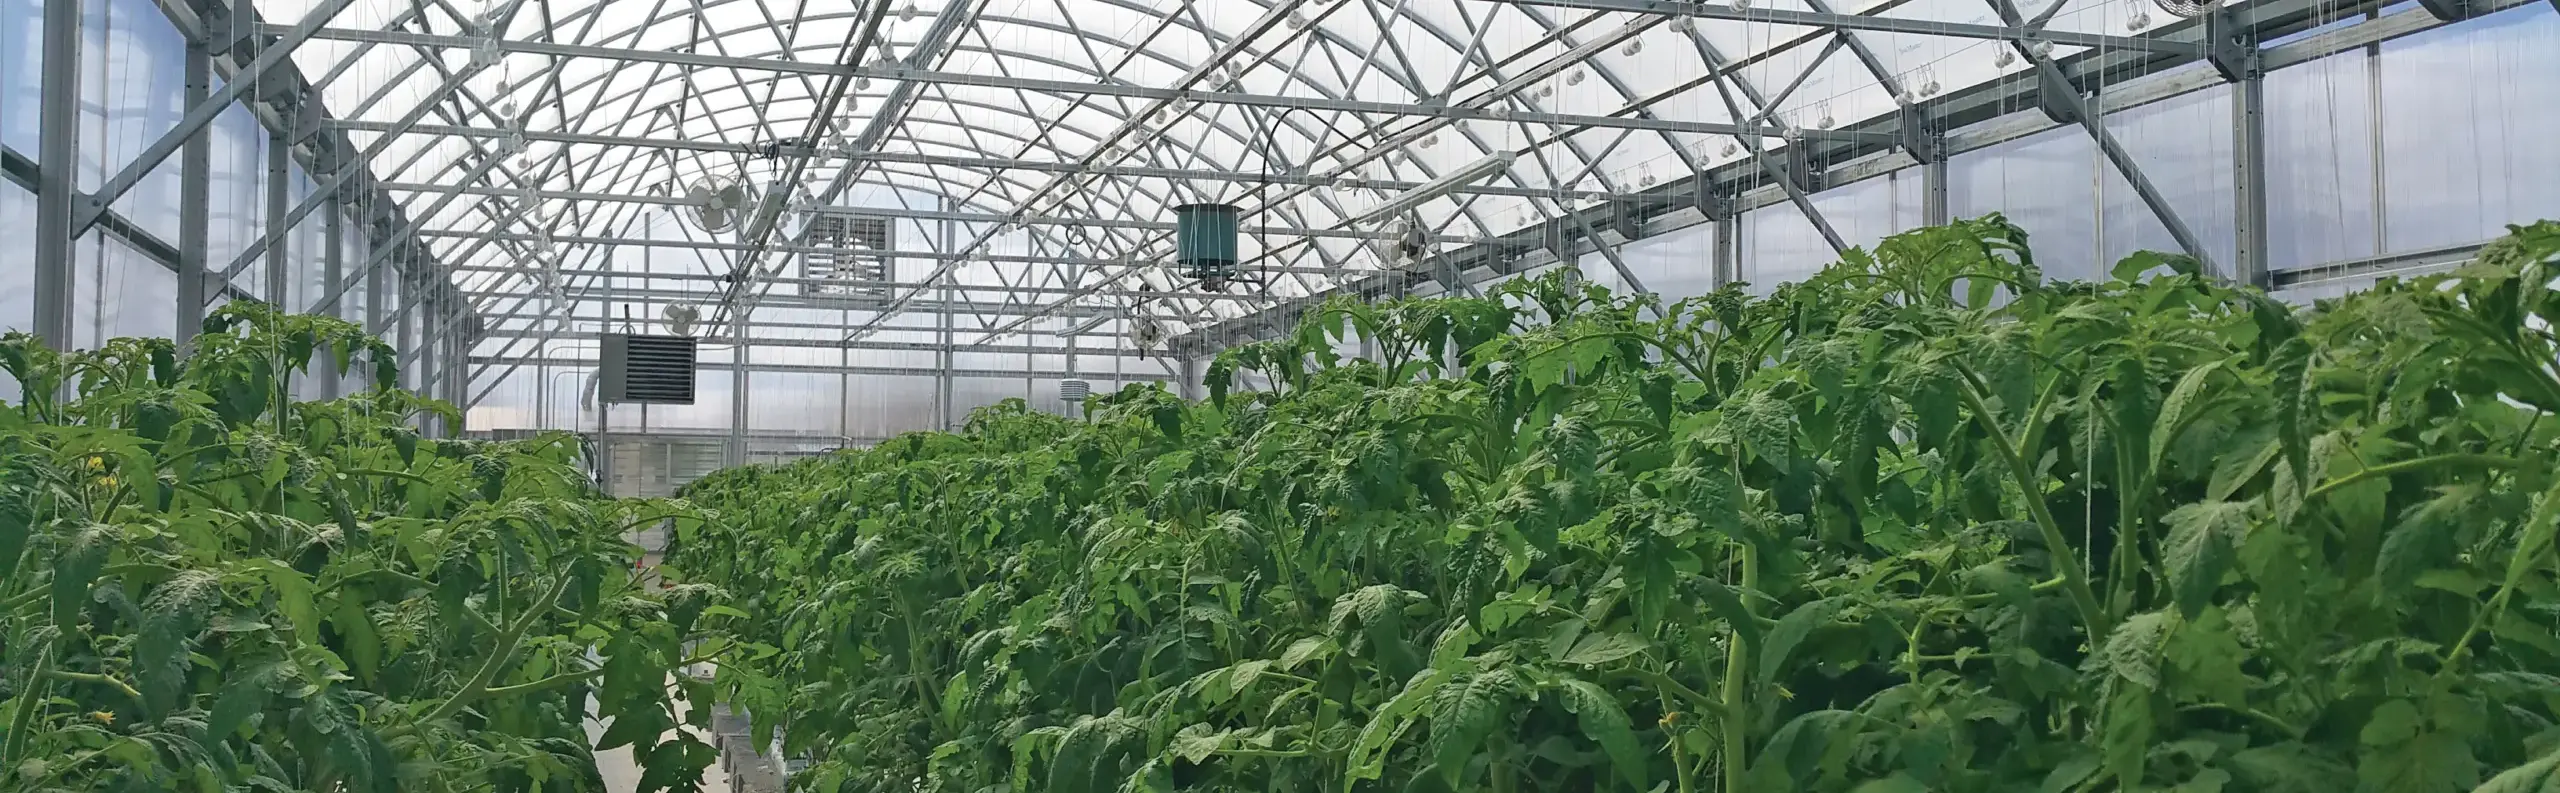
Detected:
[
  {"left": 1556, "top": 632, "right": 1650, "bottom": 666},
  {"left": 2362, "top": 700, "right": 2424, "bottom": 746},
  {"left": 2359, "top": 730, "right": 2480, "bottom": 793},
  {"left": 2162, "top": 501, "right": 2250, "bottom": 618},
  {"left": 2151, "top": 359, "right": 2227, "bottom": 474},
  {"left": 1853, "top": 773, "right": 1929, "bottom": 793},
  {"left": 2092, "top": 610, "right": 2176, "bottom": 690},
  {"left": 1347, "top": 668, "right": 1453, "bottom": 785},
  {"left": 1552, "top": 676, "right": 1646, "bottom": 790},
  {"left": 1428, "top": 669, "right": 1516, "bottom": 786},
  {"left": 2470, "top": 748, "right": 2560, "bottom": 793},
  {"left": 1757, "top": 597, "right": 1845, "bottom": 693}
]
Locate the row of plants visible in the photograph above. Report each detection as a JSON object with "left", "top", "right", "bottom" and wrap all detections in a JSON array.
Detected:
[
  {"left": 668, "top": 217, "right": 2560, "bottom": 793},
  {"left": 1, "top": 303, "right": 731, "bottom": 792}
]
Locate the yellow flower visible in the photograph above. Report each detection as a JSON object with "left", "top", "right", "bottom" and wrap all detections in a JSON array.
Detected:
[
  {"left": 1658, "top": 711, "right": 1682, "bottom": 727},
  {"left": 88, "top": 711, "right": 114, "bottom": 725}
]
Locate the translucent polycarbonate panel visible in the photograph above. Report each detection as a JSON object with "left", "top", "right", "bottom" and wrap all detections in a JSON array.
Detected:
[
  {"left": 2265, "top": 48, "right": 2382, "bottom": 272},
  {"left": 0, "top": 0, "right": 34, "bottom": 156},
  {"left": 1738, "top": 202, "right": 1832, "bottom": 290},
  {"left": 1947, "top": 121, "right": 2177, "bottom": 283},
  {"left": 208, "top": 101, "right": 269, "bottom": 287},
  {"left": 69, "top": 233, "right": 179, "bottom": 349},
  {"left": 2375, "top": 5, "right": 2560, "bottom": 252},
  {"left": 2099, "top": 76, "right": 2238, "bottom": 270},
  {"left": 0, "top": 185, "right": 35, "bottom": 361},
  {"left": 87, "top": 0, "right": 190, "bottom": 241},
  {"left": 1620, "top": 223, "right": 1718, "bottom": 302}
]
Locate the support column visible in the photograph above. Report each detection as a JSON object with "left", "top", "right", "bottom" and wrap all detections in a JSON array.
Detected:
[
  {"left": 727, "top": 315, "right": 748, "bottom": 466},
  {"left": 266, "top": 128, "right": 290, "bottom": 306},
  {"left": 1711, "top": 215, "right": 1741, "bottom": 289},
  {"left": 2231, "top": 65, "right": 2271, "bottom": 288},
  {"left": 1921, "top": 159, "right": 1950, "bottom": 227},
  {"left": 322, "top": 202, "right": 344, "bottom": 398},
  {"left": 418, "top": 289, "right": 438, "bottom": 431},
  {"left": 33, "top": 0, "right": 83, "bottom": 351},
  {"left": 365, "top": 240, "right": 387, "bottom": 337},
  {"left": 394, "top": 257, "right": 414, "bottom": 390},
  {"left": 936, "top": 203, "right": 955, "bottom": 430},
  {"left": 177, "top": 37, "right": 211, "bottom": 352}
]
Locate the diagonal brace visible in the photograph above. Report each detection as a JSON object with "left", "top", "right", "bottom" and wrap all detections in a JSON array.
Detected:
[{"left": 73, "top": 0, "right": 358, "bottom": 236}]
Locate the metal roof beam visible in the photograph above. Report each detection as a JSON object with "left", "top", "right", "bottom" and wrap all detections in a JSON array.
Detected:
[
  {"left": 1477, "top": 0, "right": 2203, "bottom": 54},
  {"left": 264, "top": 24, "right": 1863, "bottom": 142},
  {"left": 336, "top": 122, "right": 1619, "bottom": 202}
]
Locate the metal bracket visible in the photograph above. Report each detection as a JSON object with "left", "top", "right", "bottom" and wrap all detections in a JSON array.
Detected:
[
  {"left": 1609, "top": 199, "right": 1641, "bottom": 242},
  {"left": 1786, "top": 146, "right": 1824, "bottom": 194},
  {"left": 1544, "top": 220, "right": 1573, "bottom": 262},
  {"left": 2413, "top": 0, "right": 2479, "bottom": 21},
  {"left": 2204, "top": 4, "right": 2261, "bottom": 82},
  {"left": 1694, "top": 173, "right": 1739, "bottom": 221},
  {"left": 1897, "top": 103, "right": 1942, "bottom": 164},
  {"left": 2033, "top": 63, "right": 2080, "bottom": 125}
]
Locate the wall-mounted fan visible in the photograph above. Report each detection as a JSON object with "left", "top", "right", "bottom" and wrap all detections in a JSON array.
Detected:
[
  {"left": 1130, "top": 316, "right": 1165, "bottom": 357},
  {"left": 1366, "top": 213, "right": 1432, "bottom": 268},
  {"left": 681, "top": 175, "right": 757, "bottom": 234},
  {"left": 662, "top": 303, "right": 701, "bottom": 337},
  {"left": 2151, "top": 0, "right": 2213, "bottom": 18}
]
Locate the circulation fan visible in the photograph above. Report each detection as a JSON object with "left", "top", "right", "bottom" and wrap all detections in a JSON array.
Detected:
[
  {"left": 2150, "top": 0, "right": 2214, "bottom": 18},
  {"left": 662, "top": 304, "right": 701, "bottom": 337},
  {"left": 681, "top": 174, "right": 758, "bottom": 234}
]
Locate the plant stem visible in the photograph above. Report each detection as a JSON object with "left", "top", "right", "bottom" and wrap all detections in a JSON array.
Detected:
[
  {"left": 1718, "top": 542, "right": 1757, "bottom": 793},
  {"left": 1952, "top": 362, "right": 2111, "bottom": 640},
  {"left": 44, "top": 671, "right": 144, "bottom": 704},
  {"left": 410, "top": 570, "right": 576, "bottom": 729},
  {"left": 2305, "top": 453, "right": 2521, "bottom": 502},
  {"left": 2, "top": 642, "right": 55, "bottom": 765}
]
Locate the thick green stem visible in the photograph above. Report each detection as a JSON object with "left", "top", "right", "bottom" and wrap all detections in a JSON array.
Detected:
[
  {"left": 2308, "top": 453, "right": 2521, "bottom": 502},
  {"left": 2, "top": 643, "right": 56, "bottom": 765},
  {"left": 1718, "top": 542, "right": 1758, "bottom": 793},
  {"left": 412, "top": 571, "right": 576, "bottom": 728},
  {"left": 1952, "top": 363, "right": 2112, "bottom": 640}
]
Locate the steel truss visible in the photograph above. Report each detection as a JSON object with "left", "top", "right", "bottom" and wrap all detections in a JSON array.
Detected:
[{"left": 34, "top": 0, "right": 2536, "bottom": 431}]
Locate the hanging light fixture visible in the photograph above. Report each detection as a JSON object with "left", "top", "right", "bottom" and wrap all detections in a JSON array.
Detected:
[
  {"left": 1620, "top": 39, "right": 1644, "bottom": 56},
  {"left": 1669, "top": 16, "right": 1695, "bottom": 33},
  {"left": 898, "top": 0, "right": 917, "bottom": 21},
  {"left": 1994, "top": 47, "right": 2016, "bottom": 67},
  {"left": 1565, "top": 68, "right": 1587, "bottom": 86}
]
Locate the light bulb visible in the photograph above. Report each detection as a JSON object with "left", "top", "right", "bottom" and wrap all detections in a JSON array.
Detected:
[
  {"left": 1620, "top": 39, "right": 1643, "bottom": 56},
  {"left": 1287, "top": 11, "right": 1307, "bottom": 27},
  {"left": 856, "top": 75, "right": 872, "bottom": 90},
  {"left": 2126, "top": 11, "right": 2150, "bottom": 29},
  {"left": 1721, "top": 141, "right": 1739, "bottom": 156},
  {"left": 1566, "top": 68, "right": 1586, "bottom": 86},
  {"left": 1640, "top": 173, "right": 1657, "bottom": 187},
  {"left": 500, "top": 99, "right": 518, "bottom": 117},
  {"left": 1922, "top": 78, "right": 1941, "bottom": 95},
  {"left": 1994, "top": 48, "right": 2015, "bottom": 67},
  {"left": 1669, "top": 16, "right": 1695, "bottom": 32},
  {"left": 2029, "top": 40, "right": 2053, "bottom": 57},
  {"left": 898, "top": 1, "right": 917, "bottom": 21},
  {"left": 1419, "top": 134, "right": 1437, "bottom": 148},
  {"left": 1818, "top": 113, "right": 1834, "bottom": 129},
  {"left": 1536, "top": 83, "right": 1553, "bottom": 97}
]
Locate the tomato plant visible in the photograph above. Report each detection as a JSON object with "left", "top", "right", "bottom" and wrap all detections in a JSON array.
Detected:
[
  {"left": 0, "top": 302, "right": 735, "bottom": 792},
  {"left": 671, "top": 218, "right": 2560, "bottom": 793}
]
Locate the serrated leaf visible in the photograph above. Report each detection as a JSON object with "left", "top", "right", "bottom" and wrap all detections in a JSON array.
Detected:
[
  {"left": 1757, "top": 597, "right": 1845, "bottom": 693},
  {"left": 2162, "top": 501, "right": 2250, "bottom": 618},
  {"left": 2471, "top": 749, "right": 2560, "bottom": 793},
  {"left": 1347, "top": 668, "right": 1453, "bottom": 785},
  {"left": 1552, "top": 676, "right": 1645, "bottom": 790},
  {"left": 2093, "top": 610, "right": 2176, "bottom": 690},
  {"left": 1556, "top": 632, "right": 1649, "bottom": 666}
]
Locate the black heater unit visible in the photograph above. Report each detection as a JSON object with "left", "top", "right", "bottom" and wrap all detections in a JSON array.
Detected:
[{"left": 599, "top": 333, "right": 699, "bottom": 404}]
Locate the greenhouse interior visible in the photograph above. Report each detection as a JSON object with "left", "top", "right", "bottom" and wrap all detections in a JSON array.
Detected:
[{"left": 3, "top": 0, "right": 2560, "bottom": 787}]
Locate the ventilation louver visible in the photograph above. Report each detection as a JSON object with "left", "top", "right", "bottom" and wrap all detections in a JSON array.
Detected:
[
  {"left": 600, "top": 333, "right": 699, "bottom": 405},
  {"left": 802, "top": 215, "right": 895, "bottom": 300}
]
